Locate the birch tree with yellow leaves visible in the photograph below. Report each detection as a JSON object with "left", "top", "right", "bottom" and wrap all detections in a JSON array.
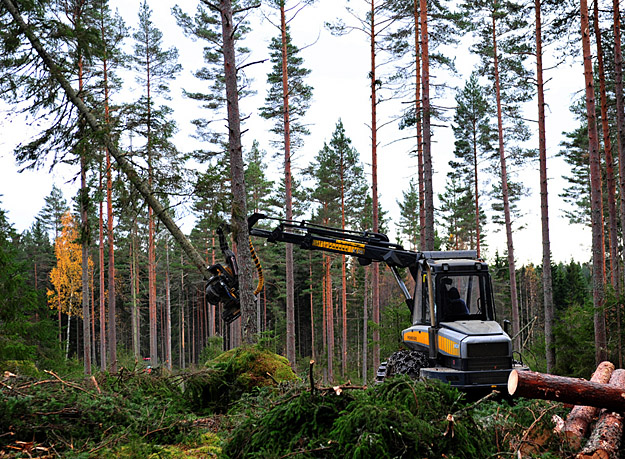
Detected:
[{"left": 48, "top": 211, "right": 93, "bottom": 360}]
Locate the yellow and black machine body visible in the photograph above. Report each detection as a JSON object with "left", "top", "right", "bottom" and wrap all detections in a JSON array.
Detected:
[{"left": 211, "top": 213, "right": 524, "bottom": 391}]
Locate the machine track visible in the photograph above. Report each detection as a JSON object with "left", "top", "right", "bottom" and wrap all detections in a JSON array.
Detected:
[{"left": 375, "top": 349, "right": 429, "bottom": 383}]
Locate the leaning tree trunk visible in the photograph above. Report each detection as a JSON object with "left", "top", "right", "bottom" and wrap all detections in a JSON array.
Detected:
[
  {"left": 535, "top": 0, "right": 555, "bottom": 373},
  {"left": 492, "top": 12, "right": 521, "bottom": 351},
  {"left": 0, "top": 0, "right": 220, "bottom": 334},
  {"left": 581, "top": 0, "right": 608, "bottom": 363},
  {"left": 218, "top": 0, "right": 255, "bottom": 343}
]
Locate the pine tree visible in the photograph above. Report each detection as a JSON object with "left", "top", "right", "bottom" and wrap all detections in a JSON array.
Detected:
[
  {"left": 260, "top": 16, "right": 313, "bottom": 367},
  {"left": 463, "top": 0, "right": 533, "bottom": 351},
  {"left": 128, "top": 0, "right": 181, "bottom": 366},
  {"left": 451, "top": 72, "right": 494, "bottom": 256},
  {"left": 397, "top": 178, "right": 420, "bottom": 251}
]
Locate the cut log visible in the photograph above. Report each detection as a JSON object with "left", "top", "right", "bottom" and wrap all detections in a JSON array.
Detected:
[
  {"left": 508, "top": 363, "right": 618, "bottom": 410},
  {"left": 577, "top": 411, "right": 622, "bottom": 459},
  {"left": 562, "top": 362, "right": 615, "bottom": 449},
  {"left": 577, "top": 369, "right": 625, "bottom": 459}
]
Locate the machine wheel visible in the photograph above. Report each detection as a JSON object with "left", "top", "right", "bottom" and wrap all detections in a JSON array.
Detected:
[{"left": 385, "top": 349, "right": 429, "bottom": 380}]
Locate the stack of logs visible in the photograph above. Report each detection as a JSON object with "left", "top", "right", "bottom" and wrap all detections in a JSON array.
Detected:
[{"left": 508, "top": 361, "right": 625, "bottom": 459}]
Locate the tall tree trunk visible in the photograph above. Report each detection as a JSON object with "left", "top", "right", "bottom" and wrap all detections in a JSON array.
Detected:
[
  {"left": 81, "top": 161, "right": 91, "bottom": 374},
  {"left": 370, "top": 0, "right": 381, "bottom": 377},
  {"left": 492, "top": 12, "right": 520, "bottom": 350},
  {"left": 219, "top": 0, "right": 255, "bottom": 343},
  {"left": 362, "top": 266, "right": 369, "bottom": 385},
  {"left": 535, "top": 0, "right": 555, "bottom": 372},
  {"left": 98, "top": 169, "right": 106, "bottom": 370},
  {"left": 77, "top": 49, "right": 91, "bottom": 375},
  {"left": 147, "top": 42, "right": 158, "bottom": 366},
  {"left": 613, "top": 0, "right": 625, "bottom": 368},
  {"left": 181, "top": 253, "right": 186, "bottom": 369},
  {"left": 326, "top": 256, "right": 334, "bottom": 382},
  {"left": 165, "top": 241, "right": 172, "bottom": 370},
  {"left": 130, "top": 224, "right": 139, "bottom": 359},
  {"left": 581, "top": 0, "right": 608, "bottom": 363},
  {"left": 413, "top": 0, "right": 425, "bottom": 250},
  {"left": 280, "top": 4, "right": 296, "bottom": 368},
  {"left": 340, "top": 147, "right": 347, "bottom": 377},
  {"left": 310, "top": 253, "right": 316, "bottom": 361},
  {"left": 420, "top": 0, "right": 434, "bottom": 250},
  {"left": 102, "top": 29, "right": 117, "bottom": 372},
  {"left": 593, "top": 0, "right": 618, "bottom": 291}
]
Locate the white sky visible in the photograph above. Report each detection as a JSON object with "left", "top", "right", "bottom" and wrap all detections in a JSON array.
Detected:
[{"left": 0, "top": 0, "right": 591, "bottom": 265}]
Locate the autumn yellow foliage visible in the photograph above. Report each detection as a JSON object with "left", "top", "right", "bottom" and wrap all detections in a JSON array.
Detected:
[{"left": 47, "top": 211, "right": 92, "bottom": 318}]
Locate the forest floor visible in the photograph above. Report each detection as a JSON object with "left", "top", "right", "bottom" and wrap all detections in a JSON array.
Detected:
[{"left": 0, "top": 348, "right": 582, "bottom": 458}]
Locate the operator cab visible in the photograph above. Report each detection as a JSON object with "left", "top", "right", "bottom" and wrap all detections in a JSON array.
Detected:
[{"left": 411, "top": 252, "right": 496, "bottom": 327}]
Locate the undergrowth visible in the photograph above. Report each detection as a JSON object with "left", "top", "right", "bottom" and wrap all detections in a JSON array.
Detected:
[{"left": 224, "top": 376, "right": 570, "bottom": 458}]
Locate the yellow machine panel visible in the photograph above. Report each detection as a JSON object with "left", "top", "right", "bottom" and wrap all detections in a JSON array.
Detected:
[
  {"left": 404, "top": 329, "right": 429, "bottom": 347},
  {"left": 311, "top": 239, "right": 365, "bottom": 255},
  {"left": 438, "top": 335, "right": 461, "bottom": 357}
]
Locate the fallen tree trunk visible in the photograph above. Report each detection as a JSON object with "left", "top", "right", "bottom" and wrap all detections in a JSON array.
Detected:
[
  {"left": 508, "top": 364, "right": 625, "bottom": 412},
  {"left": 577, "top": 369, "right": 625, "bottom": 459},
  {"left": 562, "top": 361, "right": 615, "bottom": 449}
]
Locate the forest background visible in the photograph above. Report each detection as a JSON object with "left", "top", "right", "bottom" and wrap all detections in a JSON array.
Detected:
[{"left": 0, "top": 0, "right": 612, "bottom": 384}]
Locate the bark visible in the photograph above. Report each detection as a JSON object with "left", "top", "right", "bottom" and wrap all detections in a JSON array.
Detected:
[
  {"left": 580, "top": 0, "right": 608, "bottom": 363},
  {"left": 81, "top": 155, "right": 91, "bottom": 375},
  {"left": 561, "top": 361, "right": 615, "bottom": 449},
  {"left": 310, "top": 253, "right": 316, "bottom": 361},
  {"left": 326, "top": 255, "right": 334, "bottom": 382},
  {"left": 280, "top": 4, "right": 296, "bottom": 368},
  {"left": 219, "top": 0, "right": 256, "bottom": 343},
  {"left": 98, "top": 171, "right": 106, "bottom": 370},
  {"left": 414, "top": 0, "right": 425, "bottom": 250},
  {"left": 593, "top": 0, "right": 618, "bottom": 291},
  {"left": 508, "top": 365, "right": 625, "bottom": 412},
  {"left": 165, "top": 242, "right": 172, "bottom": 370},
  {"left": 420, "top": 0, "right": 433, "bottom": 251},
  {"left": 535, "top": 0, "right": 554, "bottom": 373},
  {"left": 492, "top": 12, "right": 520, "bottom": 351},
  {"left": 340, "top": 146, "right": 347, "bottom": 377},
  {"left": 614, "top": 0, "right": 625, "bottom": 369},
  {"left": 370, "top": 0, "right": 380, "bottom": 375},
  {"left": 102, "top": 25, "right": 117, "bottom": 372},
  {"left": 577, "top": 370, "right": 625, "bottom": 459},
  {"left": 362, "top": 266, "right": 369, "bottom": 386}
]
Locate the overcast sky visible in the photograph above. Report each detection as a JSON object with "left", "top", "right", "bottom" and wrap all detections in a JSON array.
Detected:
[{"left": 0, "top": 0, "right": 591, "bottom": 265}]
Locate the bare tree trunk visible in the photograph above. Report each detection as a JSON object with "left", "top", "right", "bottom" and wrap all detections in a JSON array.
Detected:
[
  {"left": 280, "top": 4, "right": 296, "bottom": 368},
  {"left": 219, "top": 0, "right": 255, "bottom": 343},
  {"left": 420, "top": 0, "right": 433, "bottom": 250},
  {"left": 413, "top": 0, "right": 425, "bottom": 250},
  {"left": 581, "top": 0, "right": 608, "bottom": 363},
  {"left": 326, "top": 256, "right": 334, "bottom": 382},
  {"left": 340, "top": 147, "right": 347, "bottom": 377},
  {"left": 165, "top": 242, "right": 172, "bottom": 370},
  {"left": 310, "top": 253, "right": 316, "bottom": 361},
  {"left": 594, "top": 0, "right": 618, "bottom": 292},
  {"left": 362, "top": 266, "right": 369, "bottom": 386},
  {"left": 535, "top": 0, "right": 554, "bottom": 373},
  {"left": 492, "top": 12, "right": 520, "bottom": 351},
  {"left": 102, "top": 34, "right": 117, "bottom": 372},
  {"left": 613, "top": 0, "right": 625, "bottom": 368},
  {"left": 370, "top": 0, "right": 381, "bottom": 377},
  {"left": 98, "top": 170, "right": 106, "bottom": 370}
]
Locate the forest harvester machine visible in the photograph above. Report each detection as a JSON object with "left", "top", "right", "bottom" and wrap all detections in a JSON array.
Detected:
[{"left": 205, "top": 213, "right": 526, "bottom": 392}]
